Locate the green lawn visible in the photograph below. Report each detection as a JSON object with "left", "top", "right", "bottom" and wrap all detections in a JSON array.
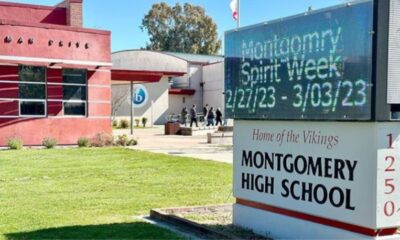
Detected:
[{"left": 0, "top": 148, "right": 233, "bottom": 239}]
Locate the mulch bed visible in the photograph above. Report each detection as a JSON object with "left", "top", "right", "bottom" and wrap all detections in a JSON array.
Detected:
[{"left": 150, "top": 204, "right": 271, "bottom": 240}]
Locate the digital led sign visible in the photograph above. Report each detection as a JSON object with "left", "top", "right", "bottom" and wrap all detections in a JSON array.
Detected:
[{"left": 225, "top": 1, "right": 373, "bottom": 120}]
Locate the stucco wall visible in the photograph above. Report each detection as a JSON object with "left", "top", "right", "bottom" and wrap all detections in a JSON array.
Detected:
[
  {"left": 166, "top": 64, "right": 204, "bottom": 118},
  {"left": 112, "top": 50, "right": 187, "bottom": 73},
  {"left": 203, "top": 62, "right": 225, "bottom": 114},
  {"left": 168, "top": 95, "right": 196, "bottom": 117},
  {"left": 0, "top": 1, "right": 67, "bottom": 25},
  {"left": 112, "top": 77, "right": 169, "bottom": 125},
  {"left": 0, "top": 67, "right": 111, "bottom": 146},
  {"left": 0, "top": 24, "right": 110, "bottom": 63},
  {"left": 0, "top": 0, "right": 111, "bottom": 146}
]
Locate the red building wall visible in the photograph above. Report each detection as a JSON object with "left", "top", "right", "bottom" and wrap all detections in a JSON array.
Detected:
[
  {"left": 0, "top": 0, "right": 112, "bottom": 146},
  {"left": 0, "top": 23, "right": 110, "bottom": 63},
  {"left": 0, "top": 66, "right": 112, "bottom": 146},
  {"left": 0, "top": 1, "right": 67, "bottom": 25}
]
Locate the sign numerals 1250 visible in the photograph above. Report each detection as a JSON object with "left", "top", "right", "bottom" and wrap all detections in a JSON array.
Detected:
[{"left": 382, "top": 133, "right": 397, "bottom": 218}]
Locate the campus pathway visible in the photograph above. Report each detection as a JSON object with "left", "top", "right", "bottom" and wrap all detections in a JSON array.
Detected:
[{"left": 114, "top": 126, "right": 233, "bottom": 164}]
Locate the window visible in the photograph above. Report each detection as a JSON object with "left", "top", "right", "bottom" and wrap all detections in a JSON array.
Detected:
[
  {"left": 63, "top": 85, "right": 87, "bottom": 100},
  {"left": 63, "top": 69, "right": 87, "bottom": 84},
  {"left": 19, "top": 66, "right": 45, "bottom": 83},
  {"left": 64, "top": 102, "right": 86, "bottom": 116},
  {"left": 18, "top": 65, "right": 46, "bottom": 116},
  {"left": 62, "top": 69, "right": 87, "bottom": 116},
  {"left": 20, "top": 101, "right": 45, "bottom": 116},
  {"left": 19, "top": 83, "right": 46, "bottom": 99}
]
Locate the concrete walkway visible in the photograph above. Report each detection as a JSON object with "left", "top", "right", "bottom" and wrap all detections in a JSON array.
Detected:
[{"left": 114, "top": 126, "right": 233, "bottom": 164}]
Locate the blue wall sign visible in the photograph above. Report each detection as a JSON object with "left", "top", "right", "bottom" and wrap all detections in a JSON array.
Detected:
[{"left": 133, "top": 84, "right": 148, "bottom": 108}]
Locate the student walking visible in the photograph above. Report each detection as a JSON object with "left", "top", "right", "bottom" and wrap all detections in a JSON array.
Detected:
[
  {"left": 202, "top": 104, "right": 209, "bottom": 125},
  {"left": 216, "top": 108, "right": 223, "bottom": 126},
  {"left": 190, "top": 105, "right": 198, "bottom": 128},
  {"left": 207, "top": 107, "right": 215, "bottom": 126},
  {"left": 203, "top": 104, "right": 209, "bottom": 117},
  {"left": 181, "top": 107, "right": 188, "bottom": 126}
]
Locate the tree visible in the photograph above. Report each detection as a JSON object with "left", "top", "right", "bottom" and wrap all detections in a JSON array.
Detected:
[
  {"left": 141, "top": 3, "right": 221, "bottom": 55},
  {"left": 112, "top": 87, "right": 130, "bottom": 120}
]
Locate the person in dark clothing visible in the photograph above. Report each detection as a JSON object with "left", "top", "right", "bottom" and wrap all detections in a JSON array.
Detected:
[
  {"left": 207, "top": 107, "right": 215, "bottom": 126},
  {"left": 181, "top": 107, "right": 188, "bottom": 126},
  {"left": 190, "top": 105, "right": 198, "bottom": 127},
  {"left": 216, "top": 108, "right": 223, "bottom": 126},
  {"left": 203, "top": 104, "right": 209, "bottom": 117}
]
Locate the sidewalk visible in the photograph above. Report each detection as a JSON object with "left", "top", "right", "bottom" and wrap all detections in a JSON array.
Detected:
[{"left": 113, "top": 126, "right": 233, "bottom": 164}]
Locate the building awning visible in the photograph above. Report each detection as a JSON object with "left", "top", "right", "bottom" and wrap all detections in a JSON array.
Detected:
[
  {"left": 111, "top": 69, "right": 186, "bottom": 84},
  {"left": 0, "top": 55, "right": 112, "bottom": 70},
  {"left": 111, "top": 50, "right": 189, "bottom": 84},
  {"left": 168, "top": 88, "right": 196, "bottom": 96}
]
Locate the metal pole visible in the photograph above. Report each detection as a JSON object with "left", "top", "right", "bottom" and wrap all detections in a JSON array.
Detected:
[
  {"left": 130, "top": 81, "right": 133, "bottom": 135},
  {"left": 237, "top": 0, "right": 240, "bottom": 28},
  {"left": 151, "top": 100, "right": 154, "bottom": 128}
]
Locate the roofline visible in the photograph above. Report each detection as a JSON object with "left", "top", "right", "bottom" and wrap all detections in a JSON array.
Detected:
[
  {"left": 163, "top": 51, "right": 224, "bottom": 59},
  {"left": 203, "top": 61, "right": 224, "bottom": 67},
  {"left": 188, "top": 60, "right": 224, "bottom": 66},
  {"left": 0, "top": 1, "right": 62, "bottom": 11},
  {"left": 112, "top": 49, "right": 166, "bottom": 55},
  {"left": 0, "top": 19, "right": 110, "bottom": 35},
  {"left": 163, "top": 51, "right": 224, "bottom": 65},
  {"left": 112, "top": 69, "right": 186, "bottom": 76},
  {"left": 112, "top": 49, "right": 192, "bottom": 65},
  {"left": 112, "top": 49, "right": 224, "bottom": 65}
]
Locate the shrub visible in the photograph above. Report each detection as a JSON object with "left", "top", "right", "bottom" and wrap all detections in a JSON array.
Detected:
[
  {"left": 129, "top": 139, "right": 138, "bottom": 146},
  {"left": 43, "top": 137, "right": 57, "bottom": 149},
  {"left": 115, "top": 134, "right": 138, "bottom": 147},
  {"left": 120, "top": 119, "right": 129, "bottom": 129},
  {"left": 135, "top": 119, "right": 140, "bottom": 127},
  {"left": 7, "top": 137, "right": 23, "bottom": 150},
  {"left": 112, "top": 120, "right": 118, "bottom": 127},
  {"left": 91, "top": 132, "right": 114, "bottom": 147},
  {"left": 142, "top": 117, "right": 148, "bottom": 127},
  {"left": 77, "top": 137, "right": 91, "bottom": 148}
]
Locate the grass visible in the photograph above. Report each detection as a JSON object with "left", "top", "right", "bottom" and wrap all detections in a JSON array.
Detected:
[{"left": 0, "top": 148, "right": 233, "bottom": 239}]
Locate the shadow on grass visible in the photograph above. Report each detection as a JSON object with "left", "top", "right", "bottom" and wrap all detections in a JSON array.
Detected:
[{"left": 5, "top": 222, "right": 182, "bottom": 240}]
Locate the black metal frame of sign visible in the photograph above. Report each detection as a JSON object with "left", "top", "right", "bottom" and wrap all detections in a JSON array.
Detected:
[{"left": 225, "top": 0, "right": 392, "bottom": 121}]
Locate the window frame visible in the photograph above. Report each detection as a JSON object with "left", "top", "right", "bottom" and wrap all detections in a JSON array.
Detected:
[
  {"left": 0, "top": 66, "right": 89, "bottom": 118},
  {"left": 19, "top": 99, "right": 47, "bottom": 117},
  {"left": 61, "top": 69, "right": 88, "bottom": 117},
  {"left": 18, "top": 65, "right": 47, "bottom": 117},
  {"left": 62, "top": 100, "right": 87, "bottom": 117}
]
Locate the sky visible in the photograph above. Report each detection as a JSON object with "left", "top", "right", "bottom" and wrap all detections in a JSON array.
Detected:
[{"left": 3, "top": 0, "right": 347, "bottom": 53}]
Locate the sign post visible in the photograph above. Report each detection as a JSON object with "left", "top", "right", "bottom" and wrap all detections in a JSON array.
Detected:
[
  {"left": 128, "top": 84, "right": 149, "bottom": 133},
  {"left": 225, "top": 0, "right": 400, "bottom": 239},
  {"left": 130, "top": 81, "right": 134, "bottom": 135}
]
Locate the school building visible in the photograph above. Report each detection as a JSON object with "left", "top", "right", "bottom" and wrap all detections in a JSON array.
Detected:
[
  {"left": 111, "top": 50, "right": 225, "bottom": 125},
  {"left": 0, "top": 0, "right": 114, "bottom": 146},
  {"left": 0, "top": 0, "right": 226, "bottom": 146}
]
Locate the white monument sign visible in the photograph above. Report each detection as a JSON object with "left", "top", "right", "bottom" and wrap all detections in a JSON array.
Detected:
[
  {"left": 233, "top": 121, "right": 400, "bottom": 239},
  {"left": 225, "top": 0, "right": 400, "bottom": 239}
]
